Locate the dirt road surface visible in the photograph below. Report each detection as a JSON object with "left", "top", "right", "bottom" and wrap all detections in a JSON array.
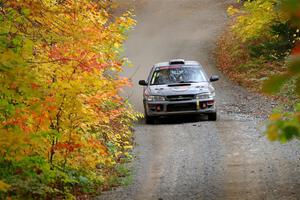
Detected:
[{"left": 97, "top": 0, "right": 300, "bottom": 199}]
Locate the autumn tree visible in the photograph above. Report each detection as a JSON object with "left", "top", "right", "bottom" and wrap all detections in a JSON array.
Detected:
[{"left": 0, "top": 0, "right": 137, "bottom": 198}]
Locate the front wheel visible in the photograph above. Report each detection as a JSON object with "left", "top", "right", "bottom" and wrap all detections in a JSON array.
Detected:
[{"left": 207, "top": 112, "right": 217, "bottom": 121}]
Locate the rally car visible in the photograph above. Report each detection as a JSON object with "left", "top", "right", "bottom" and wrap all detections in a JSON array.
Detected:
[{"left": 139, "top": 59, "right": 219, "bottom": 124}]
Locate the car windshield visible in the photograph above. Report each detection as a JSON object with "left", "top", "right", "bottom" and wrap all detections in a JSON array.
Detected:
[{"left": 150, "top": 66, "right": 207, "bottom": 85}]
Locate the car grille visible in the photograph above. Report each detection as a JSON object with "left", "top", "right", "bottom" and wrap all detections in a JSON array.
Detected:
[
  {"left": 166, "top": 94, "right": 195, "bottom": 101},
  {"left": 167, "top": 103, "right": 197, "bottom": 112}
]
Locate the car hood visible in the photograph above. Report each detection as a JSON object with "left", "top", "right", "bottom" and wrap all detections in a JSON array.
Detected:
[{"left": 146, "top": 82, "right": 214, "bottom": 96}]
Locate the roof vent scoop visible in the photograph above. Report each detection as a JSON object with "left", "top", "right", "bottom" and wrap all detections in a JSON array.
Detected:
[{"left": 169, "top": 59, "right": 185, "bottom": 65}]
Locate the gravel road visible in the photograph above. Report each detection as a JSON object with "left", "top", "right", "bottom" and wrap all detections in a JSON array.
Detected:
[{"left": 97, "top": 0, "right": 300, "bottom": 199}]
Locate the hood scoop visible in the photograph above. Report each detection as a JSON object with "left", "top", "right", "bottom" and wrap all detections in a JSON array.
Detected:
[{"left": 167, "top": 83, "right": 191, "bottom": 87}]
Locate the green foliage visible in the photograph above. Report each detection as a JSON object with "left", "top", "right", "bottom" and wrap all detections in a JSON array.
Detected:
[
  {"left": 262, "top": 0, "right": 300, "bottom": 144},
  {"left": 263, "top": 57, "right": 300, "bottom": 96},
  {"left": 229, "top": 0, "right": 286, "bottom": 42},
  {"left": 249, "top": 22, "right": 297, "bottom": 61},
  {"left": 222, "top": 0, "right": 300, "bottom": 144},
  {"left": 229, "top": 0, "right": 300, "bottom": 61},
  {"left": 262, "top": 74, "right": 289, "bottom": 94},
  {"left": 263, "top": 55, "right": 300, "bottom": 144},
  {"left": 266, "top": 104, "right": 300, "bottom": 143}
]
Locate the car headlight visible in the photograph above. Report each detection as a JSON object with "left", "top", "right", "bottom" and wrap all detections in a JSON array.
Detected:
[
  {"left": 146, "top": 95, "right": 166, "bottom": 101},
  {"left": 195, "top": 92, "right": 214, "bottom": 99}
]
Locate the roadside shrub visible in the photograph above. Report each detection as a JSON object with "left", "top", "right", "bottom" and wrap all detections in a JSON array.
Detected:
[
  {"left": 249, "top": 22, "right": 298, "bottom": 61},
  {"left": 216, "top": 0, "right": 296, "bottom": 94},
  {"left": 219, "top": 0, "right": 300, "bottom": 144}
]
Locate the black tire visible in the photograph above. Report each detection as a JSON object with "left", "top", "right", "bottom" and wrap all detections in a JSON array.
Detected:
[
  {"left": 145, "top": 114, "right": 155, "bottom": 124},
  {"left": 207, "top": 112, "right": 217, "bottom": 121}
]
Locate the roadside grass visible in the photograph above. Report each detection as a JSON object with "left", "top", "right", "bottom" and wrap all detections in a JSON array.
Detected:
[
  {"left": 115, "top": 164, "right": 133, "bottom": 186},
  {"left": 99, "top": 153, "right": 134, "bottom": 194}
]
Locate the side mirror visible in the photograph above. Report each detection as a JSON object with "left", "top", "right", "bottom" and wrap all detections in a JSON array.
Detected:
[
  {"left": 210, "top": 75, "right": 219, "bottom": 82},
  {"left": 138, "top": 80, "right": 148, "bottom": 86}
]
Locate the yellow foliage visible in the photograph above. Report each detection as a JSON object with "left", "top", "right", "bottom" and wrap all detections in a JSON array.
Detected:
[
  {"left": 0, "top": 180, "right": 11, "bottom": 192},
  {"left": 227, "top": 5, "right": 239, "bottom": 16},
  {"left": 0, "top": 0, "right": 138, "bottom": 197},
  {"left": 269, "top": 113, "right": 282, "bottom": 121},
  {"left": 267, "top": 125, "right": 279, "bottom": 141},
  {"left": 230, "top": 0, "right": 287, "bottom": 41}
]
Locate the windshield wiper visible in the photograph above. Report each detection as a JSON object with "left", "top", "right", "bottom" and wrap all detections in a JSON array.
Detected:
[{"left": 167, "top": 81, "right": 201, "bottom": 87}]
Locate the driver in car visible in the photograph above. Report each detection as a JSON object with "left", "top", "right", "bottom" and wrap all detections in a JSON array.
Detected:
[{"left": 154, "top": 70, "right": 170, "bottom": 85}]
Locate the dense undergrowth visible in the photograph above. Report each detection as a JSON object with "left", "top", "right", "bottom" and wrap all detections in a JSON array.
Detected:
[
  {"left": 0, "top": 0, "right": 139, "bottom": 199},
  {"left": 216, "top": 0, "right": 300, "bottom": 143},
  {"left": 217, "top": 0, "right": 298, "bottom": 102}
]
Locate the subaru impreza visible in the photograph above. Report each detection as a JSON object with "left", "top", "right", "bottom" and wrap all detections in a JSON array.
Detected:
[{"left": 139, "top": 59, "right": 219, "bottom": 124}]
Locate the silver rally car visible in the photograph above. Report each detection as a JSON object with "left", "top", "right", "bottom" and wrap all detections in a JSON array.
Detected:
[{"left": 139, "top": 59, "right": 219, "bottom": 124}]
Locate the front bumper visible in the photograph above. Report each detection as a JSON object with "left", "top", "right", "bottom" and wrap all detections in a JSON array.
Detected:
[{"left": 144, "top": 99, "right": 216, "bottom": 116}]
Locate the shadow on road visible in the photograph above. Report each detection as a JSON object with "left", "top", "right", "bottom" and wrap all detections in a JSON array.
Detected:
[{"left": 141, "top": 115, "right": 210, "bottom": 125}]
